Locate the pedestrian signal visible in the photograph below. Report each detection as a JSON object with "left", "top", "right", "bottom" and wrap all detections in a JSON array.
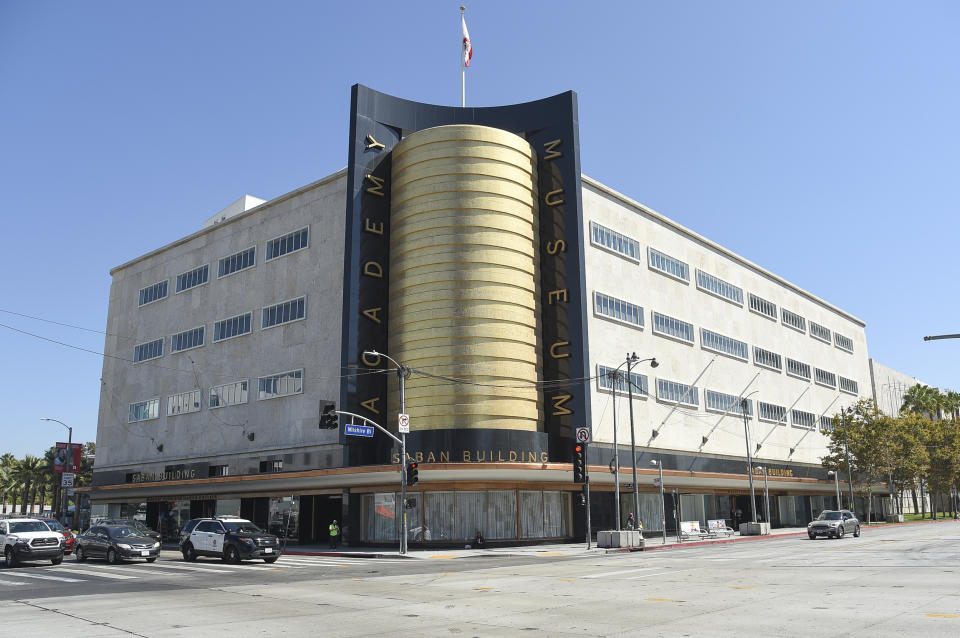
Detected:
[{"left": 320, "top": 403, "right": 338, "bottom": 429}]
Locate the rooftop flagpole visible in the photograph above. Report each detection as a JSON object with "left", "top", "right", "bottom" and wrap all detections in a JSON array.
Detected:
[{"left": 460, "top": 6, "right": 471, "bottom": 107}]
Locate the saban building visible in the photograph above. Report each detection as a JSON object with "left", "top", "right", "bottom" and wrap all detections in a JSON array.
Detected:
[{"left": 88, "top": 86, "right": 879, "bottom": 545}]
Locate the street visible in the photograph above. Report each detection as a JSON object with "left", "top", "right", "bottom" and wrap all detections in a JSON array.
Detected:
[{"left": 1, "top": 521, "right": 958, "bottom": 636}]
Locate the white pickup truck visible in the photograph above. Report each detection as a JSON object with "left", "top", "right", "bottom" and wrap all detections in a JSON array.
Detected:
[{"left": 1, "top": 517, "right": 64, "bottom": 566}]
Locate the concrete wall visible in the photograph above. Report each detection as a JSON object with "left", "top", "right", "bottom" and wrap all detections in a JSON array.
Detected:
[
  {"left": 581, "top": 177, "right": 872, "bottom": 468},
  {"left": 95, "top": 171, "right": 347, "bottom": 476},
  {"left": 869, "top": 359, "right": 923, "bottom": 417}
]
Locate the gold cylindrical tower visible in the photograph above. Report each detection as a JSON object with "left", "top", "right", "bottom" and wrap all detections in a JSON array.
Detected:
[{"left": 389, "top": 124, "right": 540, "bottom": 431}]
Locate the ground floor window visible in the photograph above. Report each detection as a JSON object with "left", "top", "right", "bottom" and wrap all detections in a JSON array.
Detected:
[
  {"left": 360, "top": 490, "right": 571, "bottom": 543},
  {"left": 268, "top": 496, "right": 299, "bottom": 541}
]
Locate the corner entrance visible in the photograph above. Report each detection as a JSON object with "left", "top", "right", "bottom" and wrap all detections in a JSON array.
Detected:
[{"left": 298, "top": 495, "right": 342, "bottom": 545}]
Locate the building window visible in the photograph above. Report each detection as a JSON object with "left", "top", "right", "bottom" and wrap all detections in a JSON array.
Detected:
[
  {"left": 810, "top": 321, "right": 831, "bottom": 344},
  {"left": 214, "top": 312, "right": 252, "bottom": 342},
  {"left": 171, "top": 326, "right": 205, "bottom": 353},
  {"left": 753, "top": 346, "right": 782, "bottom": 372},
  {"left": 594, "top": 292, "right": 644, "bottom": 328},
  {"left": 176, "top": 264, "right": 209, "bottom": 293},
  {"left": 748, "top": 293, "right": 777, "bottom": 321},
  {"left": 129, "top": 398, "right": 160, "bottom": 423},
  {"left": 167, "top": 389, "right": 202, "bottom": 416},
  {"left": 597, "top": 365, "right": 649, "bottom": 397},
  {"left": 262, "top": 296, "right": 306, "bottom": 329},
  {"left": 266, "top": 227, "right": 309, "bottom": 261},
  {"left": 258, "top": 369, "right": 303, "bottom": 401},
  {"left": 705, "top": 390, "right": 753, "bottom": 416},
  {"left": 589, "top": 221, "right": 640, "bottom": 262},
  {"left": 781, "top": 308, "right": 806, "bottom": 333},
  {"left": 695, "top": 269, "right": 743, "bottom": 305},
  {"left": 208, "top": 465, "right": 229, "bottom": 477},
  {"left": 839, "top": 376, "right": 859, "bottom": 395},
  {"left": 792, "top": 409, "right": 817, "bottom": 429},
  {"left": 218, "top": 246, "right": 256, "bottom": 278},
  {"left": 656, "top": 378, "right": 699, "bottom": 407},
  {"left": 834, "top": 332, "right": 854, "bottom": 353},
  {"left": 133, "top": 338, "right": 164, "bottom": 363},
  {"left": 209, "top": 379, "right": 248, "bottom": 409},
  {"left": 651, "top": 311, "right": 695, "bottom": 344},
  {"left": 700, "top": 328, "right": 748, "bottom": 361},
  {"left": 758, "top": 401, "right": 787, "bottom": 424},
  {"left": 820, "top": 416, "right": 834, "bottom": 432},
  {"left": 647, "top": 247, "right": 689, "bottom": 282},
  {"left": 814, "top": 368, "right": 837, "bottom": 388},
  {"left": 259, "top": 460, "right": 283, "bottom": 473},
  {"left": 786, "top": 358, "right": 811, "bottom": 381},
  {"left": 138, "top": 280, "right": 168, "bottom": 307}
]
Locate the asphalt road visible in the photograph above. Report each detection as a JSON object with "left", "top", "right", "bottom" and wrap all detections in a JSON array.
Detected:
[{"left": 2, "top": 522, "right": 958, "bottom": 636}]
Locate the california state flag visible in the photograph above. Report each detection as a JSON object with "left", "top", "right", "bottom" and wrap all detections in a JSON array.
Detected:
[{"left": 462, "top": 15, "right": 473, "bottom": 67}]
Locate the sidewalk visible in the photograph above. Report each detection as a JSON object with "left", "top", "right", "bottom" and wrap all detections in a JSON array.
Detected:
[{"left": 282, "top": 525, "right": 812, "bottom": 559}]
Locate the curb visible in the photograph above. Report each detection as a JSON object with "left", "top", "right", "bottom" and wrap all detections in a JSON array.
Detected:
[{"left": 283, "top": 550, "right": 409, "bottom": 559}]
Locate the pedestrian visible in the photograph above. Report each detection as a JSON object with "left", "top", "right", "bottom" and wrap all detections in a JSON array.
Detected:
[
  {"left": 328, "top": 519, "right": 340, "bottom": 549},
  {"left": 626, "top": 513, "right": 636, "bottom": 530},
  {"left": 474, "top": 530, "right": 485, "bottom": 548}
]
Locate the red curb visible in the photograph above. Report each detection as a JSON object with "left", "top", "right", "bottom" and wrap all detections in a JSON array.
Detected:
[{"left": 283, "top": 550, "right": 402, "bottom": 559}]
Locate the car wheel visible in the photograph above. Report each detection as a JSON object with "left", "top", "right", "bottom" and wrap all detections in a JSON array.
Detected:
[
  {"left": 182, "top": 544, "right": 197, "bottom": 562},
  {"left": 854, "top": 525, "right": 861, "bottom": 538},
  {"left": 75, "top": 546, "right": 87, "bottom": 562},
  {"left": 107, "top": 548, "right": 121, "bottom": 564},
  {"left": 146, "top": 557, "right": 157, "bottom": 563},
  {"left": 223, "top": 545, "right": 241, "bottom": 564},
  {"left": 51, "top": 554, "right": 63, "bottom": 566},
  {"left": 263, "top": 557, "right": 278, "bottom": 564},
  {"left": 808, "top": 533, "right": 816, "bottom": 540},
  {"left": 4, "top": 547, "right": 17, "bottom": 568},
  {"left": 836, "top": 525, "right": 845, "bottom": 539}
]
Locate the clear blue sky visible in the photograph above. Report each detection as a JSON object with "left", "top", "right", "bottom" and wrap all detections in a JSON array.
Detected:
[{"left": 1, "top": 1, "right": 957, "bottom": 458}]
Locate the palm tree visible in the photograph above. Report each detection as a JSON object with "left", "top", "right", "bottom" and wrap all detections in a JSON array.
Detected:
[
  {"left": 0, "top": 464, "right": 15, "bottom": 514},
  {"left": 13, "top": 456, "right": 44, "bottom": 515}
]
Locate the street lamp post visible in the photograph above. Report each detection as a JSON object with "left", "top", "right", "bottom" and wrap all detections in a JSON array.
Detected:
[
  {"left": 364, "top": 350, "right": 411, "bottom": 555},
  {"left": 41, "top": 417, "right": 72, "bottom": 524},
  {"left": 650, "top": 459, "right": 666, "bottom": 544},
  {"left": 756, "top": 466, "right": 770, "bottom": 523},
  {"left": 610, "top": 354, "right": 658, "bottom": 531},
  {"left": 828, "top": 470, "right": 841, "bottom": 509},
  {"left": 624, "top": 353, "right": 658, "bottom": 525},
  {"left": 740, "top": 399, "right": 757, "bottom": 524},
  {"left": 842, "top": 406, "right": 855, "bottom": 513}
]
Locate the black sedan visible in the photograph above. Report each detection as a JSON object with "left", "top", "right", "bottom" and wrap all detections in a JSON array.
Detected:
[{"left": 75, "top": 525, "right": 161, "bottom": 563}]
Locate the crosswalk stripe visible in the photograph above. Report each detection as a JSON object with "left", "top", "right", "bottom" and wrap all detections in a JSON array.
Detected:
[
  {"left": 133, "top": 562, "right": 233, "bottom": 574},
  {"left": 583, "top": 567, "right": 658, "bottom": 579},
  {"left": 10, "top": 572, "right": 86, "bottom": 583},
  {"left": 0, "top": 578, "right": 27, "bottom": 586},
  {"left": 53, "top": 567, "right": 139, "bottom": 580},
  {"left": 63, "top": 564, "right": 177, "bottom": 578}
]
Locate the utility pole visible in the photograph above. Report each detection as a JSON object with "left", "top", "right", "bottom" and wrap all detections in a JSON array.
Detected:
[
  {"left": 740, "top": 399, "right": 757, "bottom": 524},
  {"left": 842, "top": 407, "right": 855, "bottom": 512}
]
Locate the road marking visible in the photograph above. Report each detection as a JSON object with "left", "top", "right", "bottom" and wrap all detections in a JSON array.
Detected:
[
  {"left": 429, "top": 554, "right": 457, "bottom": 559},
  {"left": 626, "top": 569, "right": 691, "bottom": 580},
  {"left": 583, "top": 567, "right": 659, "bottom": 579},
  {"left": 645, "top": 597, "right": 674, "bottom": 602},
  {"left": 139, "top": 562, "right": 234, "bottom": 574},
  {"left": 68, "top": 564, "right": 180, "bottom": 577},
  {"left": 54, "top": 567, "right": 139, "bottom": 580},
  {"left": 536, "top": 552, "right": 565, "bottom": 557},
  {"left": 474, "top": 587, "right": 495, "bottom": 591},
  {"left": 0, "top": 578, "right": 27, "bottom": 586},
  {"left": 11, "top": 572, "right": 86, "bottom": 583},
  {"left": 925, "top": 613, "right": 959, "bottom": 619}
]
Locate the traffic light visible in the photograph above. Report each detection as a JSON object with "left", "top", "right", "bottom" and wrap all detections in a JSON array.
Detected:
[
  {"left": 319, "top": 402, "right": 338, "bottom": 429},
  {"left": 406, "top": 461, "right": 419, "bottom": 486},
  {"left": 573, "top": 443, "right": 586, "bottom": 483}
]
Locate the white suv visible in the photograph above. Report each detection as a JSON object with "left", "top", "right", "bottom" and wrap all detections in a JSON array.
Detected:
[{"left": 1, "top": 517, "right": 65, "bottom": 566}]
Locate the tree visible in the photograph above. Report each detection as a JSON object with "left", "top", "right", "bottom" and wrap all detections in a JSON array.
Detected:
[
  {"left": 13, "top": 456, "right": 44, "bottom": 515},
  {"left": 890, "top": 413, "right": 929, "bottom": 515},
  {"left": 822, "top": 399, "right": 895, "bottom": 523}
]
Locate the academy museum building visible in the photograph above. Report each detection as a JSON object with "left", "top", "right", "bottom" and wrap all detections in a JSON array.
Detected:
[{"left": 86, "top": 86, "right": 880, "bottom": 546}]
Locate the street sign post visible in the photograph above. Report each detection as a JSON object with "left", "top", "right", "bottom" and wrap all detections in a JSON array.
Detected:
[
  {"left": 61, "top": 473, "right": 74, "bottom": 488},
  {"left": 344, "top": 424, "right": 375, "bottom": 438},
  {"left": 398, "top": 413, "right": 410, "bottom": 434}
]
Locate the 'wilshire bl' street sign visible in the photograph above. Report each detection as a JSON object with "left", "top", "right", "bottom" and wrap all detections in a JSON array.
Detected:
[{"left": 344, "top": 424, "right": 374, "bottom": 438}]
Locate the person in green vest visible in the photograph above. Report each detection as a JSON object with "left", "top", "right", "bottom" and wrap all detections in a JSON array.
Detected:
[{"left": 328, "top": 519, "right": 340, "bottom": 549}]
